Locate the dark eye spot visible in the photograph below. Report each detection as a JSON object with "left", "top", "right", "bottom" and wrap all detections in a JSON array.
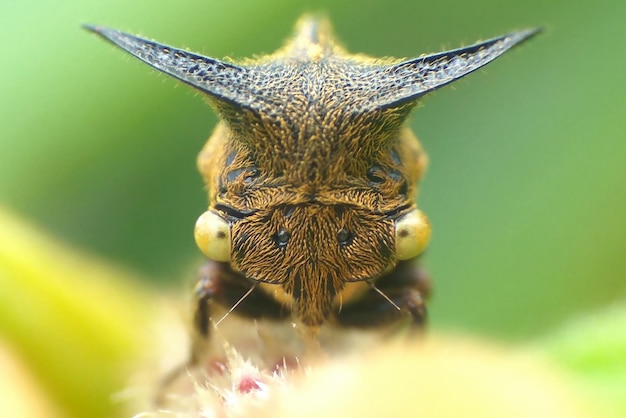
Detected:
[
  {"left": 337, "top": 228, "right": 353, "bottom": 246},
  {"left": 366, "top": 165, "right": 385, "bottom": 184},
  {"left": 333, "top": 204, "right": 346, "bottom": 219},
  {"left": 390, "top": 149, "right": 402, "bottom": 165},
  {"left": 398, "top": 181, "right": 408, "bottom": 195},
  {"left": 274, "top": 228, "right": 290, "bottom": 248},
  {"left": 284, "top": 206, "right": 296, "bottom": 218},
  {"left": 226, "top": 168, "right": 246, "bottom": 183},
  {"left": 225, "top": 150, "right": 237, "bottom": 167},
  {"left": 243, "top": 168, "right": 260, "bottom": 184},
  {"left": 226, "top": 167, "right": 260, "bottom": 184},
  {"left": 388, "top": 169, "right": 403, "bottom": 182}
]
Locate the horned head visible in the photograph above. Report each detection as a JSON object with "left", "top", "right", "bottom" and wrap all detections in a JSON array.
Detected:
[{"left": 86, "top": 17, "right": 540, "bottom": 327}]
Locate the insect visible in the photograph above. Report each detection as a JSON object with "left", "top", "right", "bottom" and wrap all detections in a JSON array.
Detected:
[{"left": 86, "top": 17, "right": 539, "bottom": 358}]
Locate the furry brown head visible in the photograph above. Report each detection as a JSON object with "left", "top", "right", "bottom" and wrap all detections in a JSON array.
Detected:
[{"left": 86, "top": 17, "right": 540, "bottom": 327}]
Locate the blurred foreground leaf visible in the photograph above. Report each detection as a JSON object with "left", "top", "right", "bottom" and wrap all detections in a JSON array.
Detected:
[
  {"left": 540, "top": 305, "right": 626, "bottom": 417},
  {"left": 0, "top": 207, "right": 160, "bottom": 418}
]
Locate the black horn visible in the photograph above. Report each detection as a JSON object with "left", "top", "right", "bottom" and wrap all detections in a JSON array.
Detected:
[
  {"left": 364, "top": 28, "right": 542, "bottom": 110},
  {"left": 83, "top": 25, "right": 261, "bottom": 108}
]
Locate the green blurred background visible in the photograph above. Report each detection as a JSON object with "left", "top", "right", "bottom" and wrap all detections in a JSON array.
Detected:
[{"left": 1, "top": 0, "right": 625, "bottom": 343}]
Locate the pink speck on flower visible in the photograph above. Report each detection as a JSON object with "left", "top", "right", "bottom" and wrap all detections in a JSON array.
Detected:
[{"left": 236, "top": 376, "right": 262, "bottom": 393}]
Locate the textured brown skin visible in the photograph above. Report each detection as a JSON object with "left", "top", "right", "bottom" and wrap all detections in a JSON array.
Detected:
[{"left": 196, "top": 20, "right": 427, "bottom": 327}]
